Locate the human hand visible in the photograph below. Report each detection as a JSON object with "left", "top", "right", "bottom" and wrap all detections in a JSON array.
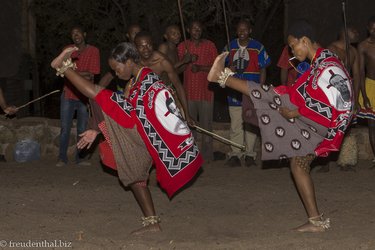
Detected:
[
  {"left": 182, "top": 53, "right": 192, "bottom": 64},
  {"left": 191, "top": 64, "right": 200, "bottom": 73},
  {"left": 354, "top": 101, "right": 363, "bottom": 113},
  {"left": 4, "top": 105, "right": 18, "bottom": 115},
  {"left": 191, "top": 54, "right": 198, "bottom": 62},
  {"left": 278, "top": 107, "right": 300, "bottom": 119},
  {"left": 363, "top": 96, "right": 371, "bottom": 109},
  {"left": 77, "top": 129, "right": 99, "bottom": 149}
]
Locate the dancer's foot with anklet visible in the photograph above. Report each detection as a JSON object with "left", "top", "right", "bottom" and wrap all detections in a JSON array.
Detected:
[
  {"left": 207, "top": 52, "right": 229, "bottom": 82},
  {"left": 51, "top": 47, "right": 78, "bottom": 69},
  {"left": 130, "top": 223, "right": 161, "bottom": 236},
  {"left": 293, "top": 221, "right": 326, "bottom": 233},
  {"left": 293, "top": 214, "right": 330, "bottom": 233}
]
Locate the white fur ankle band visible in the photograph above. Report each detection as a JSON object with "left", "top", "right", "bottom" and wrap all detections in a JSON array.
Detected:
[
  {"left": 56, "top": 58, "right": 77, "bottom": 77},
  {"left": 218, "top": 67, "right": 234, "bottom": 88},
  {"left": 141, "top": 215, "right": 161, "bottom": 227}
]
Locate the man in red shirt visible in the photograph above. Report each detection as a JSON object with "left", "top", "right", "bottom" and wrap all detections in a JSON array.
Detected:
[
  {"left": 177, "top": 20, "right": 218, "bottom": 162},
  {"left": 277, "top": 45, "right": 298, "bottom": 87},
  {"left": 57, "top": 25, "right": 100, "bottom": 167}
]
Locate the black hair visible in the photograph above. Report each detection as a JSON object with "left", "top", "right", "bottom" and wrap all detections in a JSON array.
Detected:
[
  {"left": 127, "top": 23, "right": 142, "bottom": 33},
  {"left": 134, "top": 31, "right": 153, "bottom": 43},
  {"left": 236, "top": 18, "right": 252, "bottom": 29},
  {"left": 110, "top": 42, "right": 140, "bottom": 64},
  {"left": 70, "top": 24, "right": 85, "bottom": 34},
  {"left": 187, "top": 20, "right": 203, "bottom": 29},
  {"left": 287, "top": 19, "right": 316, "bottom": 42},
  {"left": 164, "top": 24, "right": 180, "bottom": 33}
]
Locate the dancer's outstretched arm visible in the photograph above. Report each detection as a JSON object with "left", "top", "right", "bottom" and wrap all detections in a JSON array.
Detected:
[
  {"left": 51, "top": 47, "right": 97, "bottom": 99},
  {"left": 207, "top": 52, "right": 250, "bottom": 96}
]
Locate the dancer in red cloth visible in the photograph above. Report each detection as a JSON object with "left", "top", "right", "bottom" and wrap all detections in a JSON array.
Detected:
[
  {"left": 207, "top": 20, "right": 353, "bottom": 232},
  {"left": 51, "top": 42, "right": 202, "bottom": 235}
]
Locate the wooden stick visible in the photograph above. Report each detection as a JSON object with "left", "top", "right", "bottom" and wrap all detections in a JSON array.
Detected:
[
  {"left": 177, "top": 0, "right": 188, "bottom": 53},
  {"left": 341, "top": 1, "right": 351, "bottom": 71},
  {"left": 194, "top": 125, "right": 246, "bottom": 151},
  {"left": 222, "top": 0, "right": 231, "bottom": 52},
  {"left": 17, "top": 90, "right": 60, "bottom": 110}
]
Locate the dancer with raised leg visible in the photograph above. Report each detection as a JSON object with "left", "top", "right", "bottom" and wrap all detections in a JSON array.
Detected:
[
  {"left": 51, "top": 43, "right": 202, "bottom": 235},
  {"left": 207, "top": 20, "right": 354, "bottom": 232}
]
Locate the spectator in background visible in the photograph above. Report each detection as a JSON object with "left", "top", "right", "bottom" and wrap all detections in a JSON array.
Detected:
[
  {"left": 0, "top": 81, "right": 18, "bottom": 162},
  {"left": 316, "top": 25, "right": 360, "bottom": 172},
  {"left": 98, "top": 24, "right": 143, "bottom": 92},
  {"left": 358, "top": 16, "right": 375, "bottom": 166},
  {"left": 277, "top": 45, "right": 310, "bottom": 87},
  {"left": 277, "top": 45, "right": 298, "bottom": 87},
  {"left": 224, "top": 19, "right": 271, "bottom": 167},
  {"left": 134, "top": 31, "right": 193, "bottom": 125},
  {"left": 177, "top": 20, "right": 218, "bottom": 163},
  {"left": 56, "top": 25, "right": 100, "bottom": 167},
  {"left": 126, "top": 24, "right": 142, "bottom": 44},
  {"left": 158, "top": 24, "right": 192, "bottom": 74}
]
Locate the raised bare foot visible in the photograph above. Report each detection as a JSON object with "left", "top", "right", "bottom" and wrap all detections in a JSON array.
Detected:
[
  {"left": 51, "top": 47, "right": 78, "bottom": 69},
  {"left": 207, "top": 52, "right": 229, "bottom": 82},
  {"left": 130, "top": 223, "right": 161, "bottom": 236},
  {"left": 293, "top": 221, "right": 326, "bottom": 233}
]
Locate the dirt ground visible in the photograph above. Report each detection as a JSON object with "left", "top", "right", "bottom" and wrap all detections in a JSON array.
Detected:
[{"left": 1, "top": 154, "right": 375, "bottom": 250}]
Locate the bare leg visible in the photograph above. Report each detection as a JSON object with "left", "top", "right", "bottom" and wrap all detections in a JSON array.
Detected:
[
  {"left": 207, "top": 52, "right": 252, "bottom": 95},
  {"left": 290, "top": 156, "right": 328, "bottom": 232},
  {"left": 51, "top": 47, "right": 78, "bottom": 69},
  {"left": 207, "top": 52, "right": 228, "bottom": 82},
  {"left": 51, "top": 47, "right": 96, "bottom": 99},
  {"left": 130, "top": 181, "right": 161, "bottom": 235}
]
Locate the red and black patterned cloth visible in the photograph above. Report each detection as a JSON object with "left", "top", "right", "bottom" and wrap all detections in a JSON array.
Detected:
[
  {"left": 95, "top": 68, "right": 203, "bottom": 197},
  {"left": 251, "top": 48, "right": 353, "bottom": 160}
]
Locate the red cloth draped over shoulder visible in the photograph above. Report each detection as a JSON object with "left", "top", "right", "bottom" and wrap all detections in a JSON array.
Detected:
[
  {"left": 95, "top": 68, "right": 202, "bottom": 197},
  {"left": 274, "top": 48, "right": 353, "bottom": 157}
]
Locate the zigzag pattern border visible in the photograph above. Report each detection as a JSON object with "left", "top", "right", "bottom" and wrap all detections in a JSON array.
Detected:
[
  {"left": 111, "top": 92, "right": 133, "bottom": 116},
  {"left": 297, "top": 84, "right": 332, "bottom": 119},
  {"left": 135, "top": 72, "right": 199, "bottom": 177}
]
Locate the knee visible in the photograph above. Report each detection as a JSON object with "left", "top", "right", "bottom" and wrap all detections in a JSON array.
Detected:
[
  {"left": 290, "top": 160, "right": 299, "bottom": 175},
  {"left": 129, "top": 180, "right": 148, "bottom": 192},
  {"left": 290, "top": 156, "right": 313, "bottom": 174}
]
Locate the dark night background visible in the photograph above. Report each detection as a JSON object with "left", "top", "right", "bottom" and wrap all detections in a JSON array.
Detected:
[{"left": 0, "top": 0, "right": 374, "bottom": 121}]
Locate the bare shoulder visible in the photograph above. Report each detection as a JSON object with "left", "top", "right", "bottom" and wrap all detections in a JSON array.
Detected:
[
  {"left": 154, "top": 50, "right": 166, "bottom": 57},
  {"left": 358, "top": 39, "right": 370, "bottom": 51},
  {"left": 327, "top": 42, "right": 339, "bottom": 53},
  {"left": 158, "top": 43, "right": 168, "bottom": 53},
  {"left": 148, "top": 51, "right": 164, "bottom": 64},
  {"left": 154, "top": 51, "right": 172, "bottom": 64}
]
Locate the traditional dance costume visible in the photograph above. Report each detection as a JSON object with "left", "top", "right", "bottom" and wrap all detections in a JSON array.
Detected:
[
  {"left": 95, "top": 67, "right": 203, "bottom": 197},
  {"left": 246, "top": 48, "right": 353, "bottom": 160}
]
